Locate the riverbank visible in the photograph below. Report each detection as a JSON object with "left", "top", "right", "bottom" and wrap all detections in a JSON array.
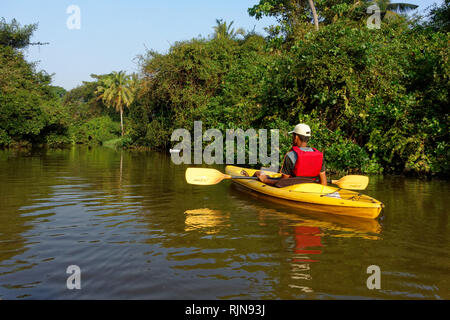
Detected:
[
  {"left": 2, "top": 143, "right": 449, "bottom": 180},
  {"left": 1, "top": 5, "right": 449, "bottom": 177}
]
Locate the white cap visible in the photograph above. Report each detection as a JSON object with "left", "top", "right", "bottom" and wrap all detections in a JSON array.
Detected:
[{"left": 288, "top": 123, "right": 311, "bottom": 136}]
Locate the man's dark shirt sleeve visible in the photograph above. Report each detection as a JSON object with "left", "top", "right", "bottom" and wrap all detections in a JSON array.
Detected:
[{"left": 281, "top": 155, "right": 295, "bottom": 176}]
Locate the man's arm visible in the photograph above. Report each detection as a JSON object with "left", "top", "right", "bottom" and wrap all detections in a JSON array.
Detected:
[
  {"left": 256, "top": 152, "right": 293, "bottom": 185},
  {"left": 256, "top": 171, "right": 290, "bottom": 186},
  {"left": 319, "top": 156, "right": 326, "bottom": 185}
]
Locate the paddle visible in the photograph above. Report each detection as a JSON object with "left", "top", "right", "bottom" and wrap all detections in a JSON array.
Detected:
[
  {"left": 330, "top": 175, "right": 369, "bottom": 190},
  {"left": 185, "top": 168, "right": 257, "bottom": 185},
  {"left": 186, "top": 167, "right": 369, "bottom": 190}
]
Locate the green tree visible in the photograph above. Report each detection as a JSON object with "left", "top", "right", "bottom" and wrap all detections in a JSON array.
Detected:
[
  {"left": 0, "top": 18, "right": 36, "bottom": 49},
  {"left": 212, "top": 19, "right": 246, "bottom": 39},
  {"left": 0, "top": 19, "right": 69, "bottom": 147},
  {"left": 426, "top": 0, "right": 450, "bottom": 32},
  {"left": 95, "top": 71, "right": 136, "bottom": 136},
  {"left": 248, "top": 0, "right": 320, "bottom": 35},
  {"left": 248, "top": 0, "right": 419, "bottom": 37},
  {"left": 0, "top": 17, "right": 48, "bottom": 49}
]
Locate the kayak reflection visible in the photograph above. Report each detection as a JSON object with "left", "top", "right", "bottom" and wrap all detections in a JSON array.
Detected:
[
  {"left": 258, "top": 208, "right": 381, "bottom": 295},
  {"left": 289, "top": 226, "right": 322, "bottom": 293},
  {"left": 231, "top": 184, "right": 382, "bottom": 240},
  {"left": 293, "top": 226, "right": 323, "bottom": 262}
]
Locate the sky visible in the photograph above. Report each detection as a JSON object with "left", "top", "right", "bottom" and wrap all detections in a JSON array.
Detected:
[{"left": 1, "top": 0, "right": 443, "bottom": 90}]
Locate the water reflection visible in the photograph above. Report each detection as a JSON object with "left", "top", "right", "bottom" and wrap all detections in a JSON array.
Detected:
[
  {"left": 275, "top": 210, "right": 381, "bottom": 240},
  {"left": 184, "top": 208, "right": 230, "bottom": 234},
  {"left": 293, "top": 226, "right": 323, "bottom": 262},
  {"left": 1, "top": 147, "right": 448, "bottom": 299},
  {"left": 287, "top": 226, "right": 322, "bottom": 293},
  {"left": 183, "top": 200, "right": 383, "bottom": 297},
  {"left": 252, "top": 206, "right": 382, "bottom": 296}
]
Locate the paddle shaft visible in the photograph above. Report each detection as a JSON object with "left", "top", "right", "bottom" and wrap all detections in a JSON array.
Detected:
[
  {"left": 230, "top": 176, "right": 259, "bottom": 180},
  {"left": 233, "top": 176, "right": 359, "bottom": 186}
]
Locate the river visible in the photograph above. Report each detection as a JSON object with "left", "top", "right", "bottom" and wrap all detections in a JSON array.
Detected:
[{"left": 0, "top": 146, "right": 448, "bottom": 299}]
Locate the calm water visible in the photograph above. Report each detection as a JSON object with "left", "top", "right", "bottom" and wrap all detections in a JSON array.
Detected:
[{"left": 0, "top": 147, "right": 448, "bottom": 299}]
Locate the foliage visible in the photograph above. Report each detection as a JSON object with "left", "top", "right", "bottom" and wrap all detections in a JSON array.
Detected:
[
  {"left": 248, "top": 0, "right": 320, "bottom": 41},
  {"left": 255, "top": 18, "right": 449, "bottom": 175},
  {"left": 0, "top": 18, "right": 37, "bottom": 49},
  {"left": 0, "top": 40, "right": 69, "bottom": 147},
  {"left": 426, "top": 0, "right": 450, "bottom": 32},
  {"left": 62, "top": 77, "right": 126, "bottom": 145},
  {"left": 248, "top": 0, "right": 419, "bottom": 44},
  {"left": 136, "top": 35, "right": 272, "bottom": 149},
  {"left": 139, "top": 37, "right": 238, "bottom": 130},
  {"left": 68, "top": 116, "right": 120, "bottom": 145},
  {"left": 50, "top": 86, "right": 67, "bottom": 100},
  {"left": 104, "top": 136, "right": 133, "bottom": 149},
  {"left": 1, "top": 12, "right": 448, "bottom": 176},
  {"left": 134, "top": 10, "right": 448, "bottom": 176}
]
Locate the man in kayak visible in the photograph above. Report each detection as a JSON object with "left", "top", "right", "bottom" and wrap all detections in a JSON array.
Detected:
[{"left": 250, "top": 123, "right": 327, "bottom": 187}]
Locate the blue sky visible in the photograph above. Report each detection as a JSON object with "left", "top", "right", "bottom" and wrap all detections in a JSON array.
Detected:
[{"left": 1, "top": 0, "right": 443, "bottom": 90}]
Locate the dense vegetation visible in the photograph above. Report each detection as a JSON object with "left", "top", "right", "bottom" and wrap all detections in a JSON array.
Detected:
[
  {"left": 0, "top": 1, "right": 448, "bottom": 176},
  {"left": 0, "top": 28, "right": 69, "bottom": 147}
]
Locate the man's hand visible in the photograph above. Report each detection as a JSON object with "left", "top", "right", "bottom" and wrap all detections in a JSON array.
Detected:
[
  {"left": 255, "top": 171, "right": 269, "bottom": 183},
  {"left": 259, "top": 174, "right": 270, "bottom": 183}
]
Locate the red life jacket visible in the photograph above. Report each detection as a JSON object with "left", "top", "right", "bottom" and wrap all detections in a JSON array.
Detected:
[{"left": 291, "top": 146, "right": 323, "bottom": 177}]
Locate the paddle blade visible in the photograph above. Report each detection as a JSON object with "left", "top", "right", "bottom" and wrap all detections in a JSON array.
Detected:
[
  {"left": 332, "top": 175, "right": 369, "bottom": 190},
  {"left": 185, "top": 168, "right": 230, "bottom": 185}
]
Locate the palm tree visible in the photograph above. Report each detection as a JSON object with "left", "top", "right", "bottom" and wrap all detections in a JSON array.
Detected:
[
  {"left": 95, "top": 71, "right": 136, "bottom": 136},
  {"left": 212, "top": 19, "right": 245, "bottom": 40}
]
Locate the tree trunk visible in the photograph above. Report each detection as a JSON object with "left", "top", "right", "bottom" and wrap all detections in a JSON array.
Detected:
[
  {"left": 120, "top": 108, "right": 124, "bottom": 137},
  {"left": 307, "top": 0, "right": 319, "bottom": 31}
]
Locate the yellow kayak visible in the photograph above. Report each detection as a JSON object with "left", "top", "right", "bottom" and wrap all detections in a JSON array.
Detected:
[{"left": 225, "top": 165, "right": 383, "bottom": 220}]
